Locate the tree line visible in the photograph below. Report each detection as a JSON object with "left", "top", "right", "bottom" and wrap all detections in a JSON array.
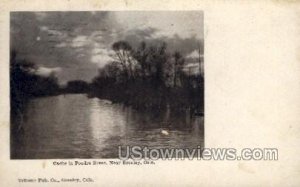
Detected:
[
  {"left": 90, "top": 40, "right": 203, "bottom": 112},
  {"left": 10, "top": 39, "right": 204, "bottom": 116}
]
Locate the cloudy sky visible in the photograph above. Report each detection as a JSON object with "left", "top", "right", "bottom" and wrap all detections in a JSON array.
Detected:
[{"left": 11, "top": 11, "right": 203, "bottom": 84}]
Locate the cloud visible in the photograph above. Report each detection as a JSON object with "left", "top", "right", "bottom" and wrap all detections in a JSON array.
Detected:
[
  {"left": 92, "top": 47, "right": 113, "bottom": 55},
  {"left": 90, "top": 48, "right": 115, "bottom": 68},
  {"left": 77, "top": 53, "right": 86, "bottom": 58},
  {"left": 11, "top": 12, "right": 113, "bottom": 83},
  {"left": 127, "top": 27, "right": 158, "bottom": 39},
  {"left": 40, "top": 26, "right": 49, "bottom": 31},
  {"left": 11, "top": 11, "right": 203, "bottom": 83},
  {"left": 48, "top": 29, "right": 65, "bottom": 37},
  {"left": 91, "top": 31, "right": 104, "bottom": 39},
  {"left": 39, "top": 26, "right": 68, "bottom": 45},
  {"left": 28, "top": 66, "right": 62, "bottom": 77},
  {"left": 183, "top": 50, "right": 204, "bottom": 75},
  {"left": 71, "top": 35, "right": 90, "bottom": 47},
  {"left": 40, "top": 26, "right": 65, "bottom": 36},
  {"left": 55, "top": 42, "right": 67, "bottom": 48},
  {"left": 112, "top": 11, "right": 204, "bottom": 40},
  {"left": 182, "top": 63, "right": 200, "bottom": 75},
  {"left": 34, "top": 12, "right": 48, "bottom": 21},
  {"left": 186, "top": 50, "right": 200, "bottom": 59},
  {"left": 91, "top": 55, "right": 114, "bottom": 68}
]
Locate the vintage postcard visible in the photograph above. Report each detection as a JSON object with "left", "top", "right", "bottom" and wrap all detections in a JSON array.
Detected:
[
  {"left": 10, "top": 11, "right": 204, "bottom": 159},
  {"left": 0, "top": 0, "right": 300, "bottom": 186}
]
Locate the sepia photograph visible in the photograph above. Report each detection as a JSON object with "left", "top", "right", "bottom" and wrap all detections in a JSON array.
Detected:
[
  {"left": 1, "top": 0, "right": 300, "bottom": 186},
  {"left": 10, "top": 11, "right": 204, "bottom": 159}
]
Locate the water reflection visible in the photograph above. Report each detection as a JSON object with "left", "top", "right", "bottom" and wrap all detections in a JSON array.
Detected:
[{"left": 11, "top": 94, "right": 204, "bottom": 159}]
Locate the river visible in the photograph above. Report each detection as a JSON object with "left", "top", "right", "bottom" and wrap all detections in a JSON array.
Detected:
[{"left": 11, "top": 94, "right": 204, "bottom": 159}]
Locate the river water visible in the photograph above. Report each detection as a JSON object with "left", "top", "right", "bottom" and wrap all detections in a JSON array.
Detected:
[{"left": 11, "top": 94, "right": 204, "bottom": 159}]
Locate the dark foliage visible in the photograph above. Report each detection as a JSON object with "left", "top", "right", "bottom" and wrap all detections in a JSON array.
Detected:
[
  {"left": 64, "top": 80, "right": 90, "bottom": 93},
  {"left": 90, "top": 41, "right": 204, "bottom": 115},
  {"left": 10, "top": 49, "right": 60, "bottom": 129}
]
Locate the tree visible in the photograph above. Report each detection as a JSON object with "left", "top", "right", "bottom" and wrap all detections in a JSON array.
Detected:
[
  {"left": 111, "top": 41, "right": 134, "bottom": 80},
  {"left": 133, "top": 41, "right": 149, "bottom": 79},
  {"left": 10, "top": 49, "right": 60, "bottom": 97},
  {"left": 146, "top": 42, "right": 169, "bottom": 87},
  {"left": 173, "top": 51, "right": 185, "bottom": 87},
  {"left": 65, "top": 80, "right": 89, "bottom": 93}
]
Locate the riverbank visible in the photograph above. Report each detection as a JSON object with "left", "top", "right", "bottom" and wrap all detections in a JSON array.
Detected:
[{"left": 89, "top": 79, "right": 204, "bottom": 116}]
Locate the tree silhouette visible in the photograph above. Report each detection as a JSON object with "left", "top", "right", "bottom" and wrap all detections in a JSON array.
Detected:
[
  {"left": 173, "top": 51, "right": 185, "bottom": 87},
  {"left": 112, "top": 41, "right": 134, "bottom": 80}
]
